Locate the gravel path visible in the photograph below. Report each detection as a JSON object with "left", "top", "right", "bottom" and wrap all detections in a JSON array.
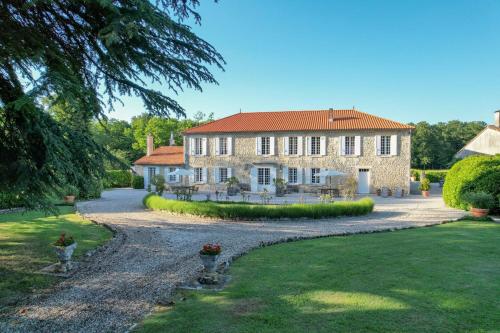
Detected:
[{"left": 1, "top": 189, "right": 464, "bottom": 333}]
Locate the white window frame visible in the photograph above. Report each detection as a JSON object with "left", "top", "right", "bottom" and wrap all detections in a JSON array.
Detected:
[
  {"left": 261, "top": 137, "right": 270, "bottom": 155},
  {"left": 380, "top": 135, "right": 391, "bottom": 156},
  {"left": 311, "top": 168, "right": 321, "bottom": 184},
  {"left": 194, "top": 137, "right": 203, "bottom": 156},
  {"left": 345, "top": 136, "right": 355, "bottom": 155},
  {"left": 258, "top": 167, "right": 271, "bottom": 185},
  {"left": 288, "top": 167, "right": 298, "bottom": 184},
  {"left": 219, "top": 137, "right": 228, "bottom": 155},
  {"left": 289, "top": 136, "right": 298, "bottom": 155},
  {"left": 194, "top": 167, "right": 203, "bottom": 183},
  {"left": 310, "top": 137, "right": 321, "bottom": 155},
  {"left": 219, "top": 167, "right": 228, "bottom": 183},
  {"left": 168, "top": 167, "right": 177, "bottom": 183}
]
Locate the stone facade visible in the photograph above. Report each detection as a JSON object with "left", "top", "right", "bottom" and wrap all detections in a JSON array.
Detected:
[
  {"left": 185, "top": 130, "right": 412, "bottom": 194},
  {"left": 135, "top": 165, "right": 184, "bottom": 187}
]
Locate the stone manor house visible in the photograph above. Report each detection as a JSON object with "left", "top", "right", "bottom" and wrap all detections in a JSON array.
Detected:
[{"left": 134, "top": 109, "right": 414, "bottom": 194}]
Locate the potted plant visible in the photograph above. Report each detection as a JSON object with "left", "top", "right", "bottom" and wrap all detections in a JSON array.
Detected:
[
  {"left": 63, "top": 185, "right": 79, "bottom": 204},
  {"left": 199, "top": 243, "right": 221, "bottom": 273},
  {"left": 151, "top": 174, "right": 166, "bottom": 196},
  {"left": 419, "top": 178, "right": 431, "bottom": 197},
  {"left": 53, "top": 233, "right": 77, "bottom": 272},
  {"left": 226, "top": 176, "right": 240, "bottom": 196},
  {"left": 273, "top": 178, "right": 287, "bottom": 197},
  {"left": 462, "top": 192, "right": 495, "bottom": 217}
]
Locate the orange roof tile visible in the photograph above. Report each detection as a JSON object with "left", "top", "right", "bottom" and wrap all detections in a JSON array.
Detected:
[
  {"left": 134, "top": 146, "right": 184, "bottom": 165},
  {"left": 184, "top": 109, "right": 414, "bottom": 134}
]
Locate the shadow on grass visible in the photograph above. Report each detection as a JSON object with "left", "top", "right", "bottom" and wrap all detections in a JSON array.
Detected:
[{"left": 136, "top": 221, "right": 500, "bottom": 333}]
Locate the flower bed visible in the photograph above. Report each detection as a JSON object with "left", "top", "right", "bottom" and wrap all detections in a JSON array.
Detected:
[{"left": 143, "top": 194, "right": 374, "bottom": 220}]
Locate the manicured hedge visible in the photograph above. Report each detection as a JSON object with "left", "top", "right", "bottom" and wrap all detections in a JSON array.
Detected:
[
  {"left": 132, "top": 175, "right": 144, "bottom": 189},
  {"left": 143, "top": 194, "right": 375, "bottom": 220},
  {"left": 443, "top": 155, "right": 500, "bottom": 210},
  {"left": 104, "top": 170, "right": 132, "bottom": 188},
  {"left": 411, "top": 169, "right": 448, "bottom": 182}
]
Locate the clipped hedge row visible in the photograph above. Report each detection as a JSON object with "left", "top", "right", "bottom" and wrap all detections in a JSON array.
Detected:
[
  {"left": 104, "top": 170, "right": 132, "bottom": 188},
  {"left": 443, "top": 155, "right": 500, "bottom": 210},
  {"left": 411, "top": 169, "right": 448, "bottom": 182},
  {"left": 143, "top": 194, "right": 375, "bottom": 220}
]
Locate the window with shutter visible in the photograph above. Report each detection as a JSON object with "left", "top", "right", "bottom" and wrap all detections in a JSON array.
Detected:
[
  {"left": 219, "top": 137, "right": 227, "bottom": 155},
  {"left": 219, "top": 167, "right": 228, "bottom": 183},
  {"left": 311, "top": 168, "right": 321, "bottom": 184},
  {"left": 288, "top": 167, "right": 298, "bottom": 184},
  {"left": 194, "top": 167, "right": 203, "bottom": 182},
  {"left": 345, "top": 136, "right": 355, "bottom": 155},
  {"left": 380, "top": 135, "right": 391, "bottom": 156},
  {"left": 288, "top": 137, "right": 298, "bottom": 155},
  {"left": 258, "top": 168, "right": 271, "bottom": 185},
  {"left": 310, "top": 137, "right": 321, "bottom": 155},
  {"left": 168, "top": 167, "right": 176, "bottom": 182},
  {"left": 194, "top": 138, "right": 203, "bottom": 155},
  {"left": 261, "top": 137, "right": 270, "bottom": 155}
]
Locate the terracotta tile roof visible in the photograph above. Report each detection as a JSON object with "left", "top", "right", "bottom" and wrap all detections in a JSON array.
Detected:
[
  {"left": 184, "top": 109, "right": 414, "bottom": 134},
  {"left": 134, "top": 146, "right": 184, "bottom": 165}
]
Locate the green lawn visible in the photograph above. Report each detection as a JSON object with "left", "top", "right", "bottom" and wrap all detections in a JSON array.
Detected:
[
  {"left": 136, "top": 221, "right": 500, "bottom": 333},
  {"left": 0, "top": 207, "right": 112, "bottom": 312}
]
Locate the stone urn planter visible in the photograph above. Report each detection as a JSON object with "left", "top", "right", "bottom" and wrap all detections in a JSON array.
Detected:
[
  {"left": 52, "top": 233, "right": 77, "bottom": 272},
  {"left": 200, "top": 254, "right": 219, "bottom": 273},
  {"left": 63, "top": 195, "right": 75, "bottom": 204},
  {"left": 199, "top": 243, "right": 221, "bottom": 272},
  {"left": 470, "top": 207, "right": 489, "bottom": 218},
  {"left": 53, "top": 242, "right": 77, "bottom": 272}
]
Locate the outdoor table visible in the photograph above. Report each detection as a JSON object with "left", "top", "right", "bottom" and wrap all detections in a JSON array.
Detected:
[
  {"left": 320, "top": 188, "right": 340, "bottom": 197},
  {"left": 171, "top": 185, "right": 197, "bottom": 200}
]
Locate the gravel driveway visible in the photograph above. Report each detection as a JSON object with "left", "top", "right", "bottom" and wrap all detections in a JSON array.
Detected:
[{"left": 1, "top": 189, "right": 464, "bottom": 333}]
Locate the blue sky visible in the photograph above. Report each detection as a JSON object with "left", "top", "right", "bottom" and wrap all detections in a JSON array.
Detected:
[{"left": 111, "top": 0, "right": 500, "bottom": 124}]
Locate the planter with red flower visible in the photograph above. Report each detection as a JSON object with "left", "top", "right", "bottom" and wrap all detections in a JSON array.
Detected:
[
  {"left": 199, "top": 243, "right": 221, "bottom": 273},
  {"left": 53, "top": 233, "right": 77, "bottom": 272}
]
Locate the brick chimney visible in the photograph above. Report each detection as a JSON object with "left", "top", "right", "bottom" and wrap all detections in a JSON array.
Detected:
[
  {"left": 146, "top": 134, "right": 154, "bottom": 156},
  {"left": 495, "top": 110, "right": 500, "bottom": 128}
]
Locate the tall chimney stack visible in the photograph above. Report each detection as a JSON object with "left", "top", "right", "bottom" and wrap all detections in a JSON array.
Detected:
[
  {"left": 146, "top": 134, "right": 154, "bottom": 156},
  {"left": 169, "top": 131, "right": 175, "bottom": 146},
  {"left": 495, "top": 110, "right": 500, "bottom": 128}
]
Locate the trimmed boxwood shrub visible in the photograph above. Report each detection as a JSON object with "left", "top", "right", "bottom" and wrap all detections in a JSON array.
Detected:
[
  {"left": 443, "top": 155, "right": 500, "bottom": 210},
  {"left": 143, "top": 194, "right": 375, "bottom": 220},
  {"left": 132, "top": 175, "right": 144, "bottom": 189},
  {"left": 411, "top": 169, "right": 448, "bottom": 183},
  {"left": 104, "top": 170, "right": 132, "bottom": 188}
]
